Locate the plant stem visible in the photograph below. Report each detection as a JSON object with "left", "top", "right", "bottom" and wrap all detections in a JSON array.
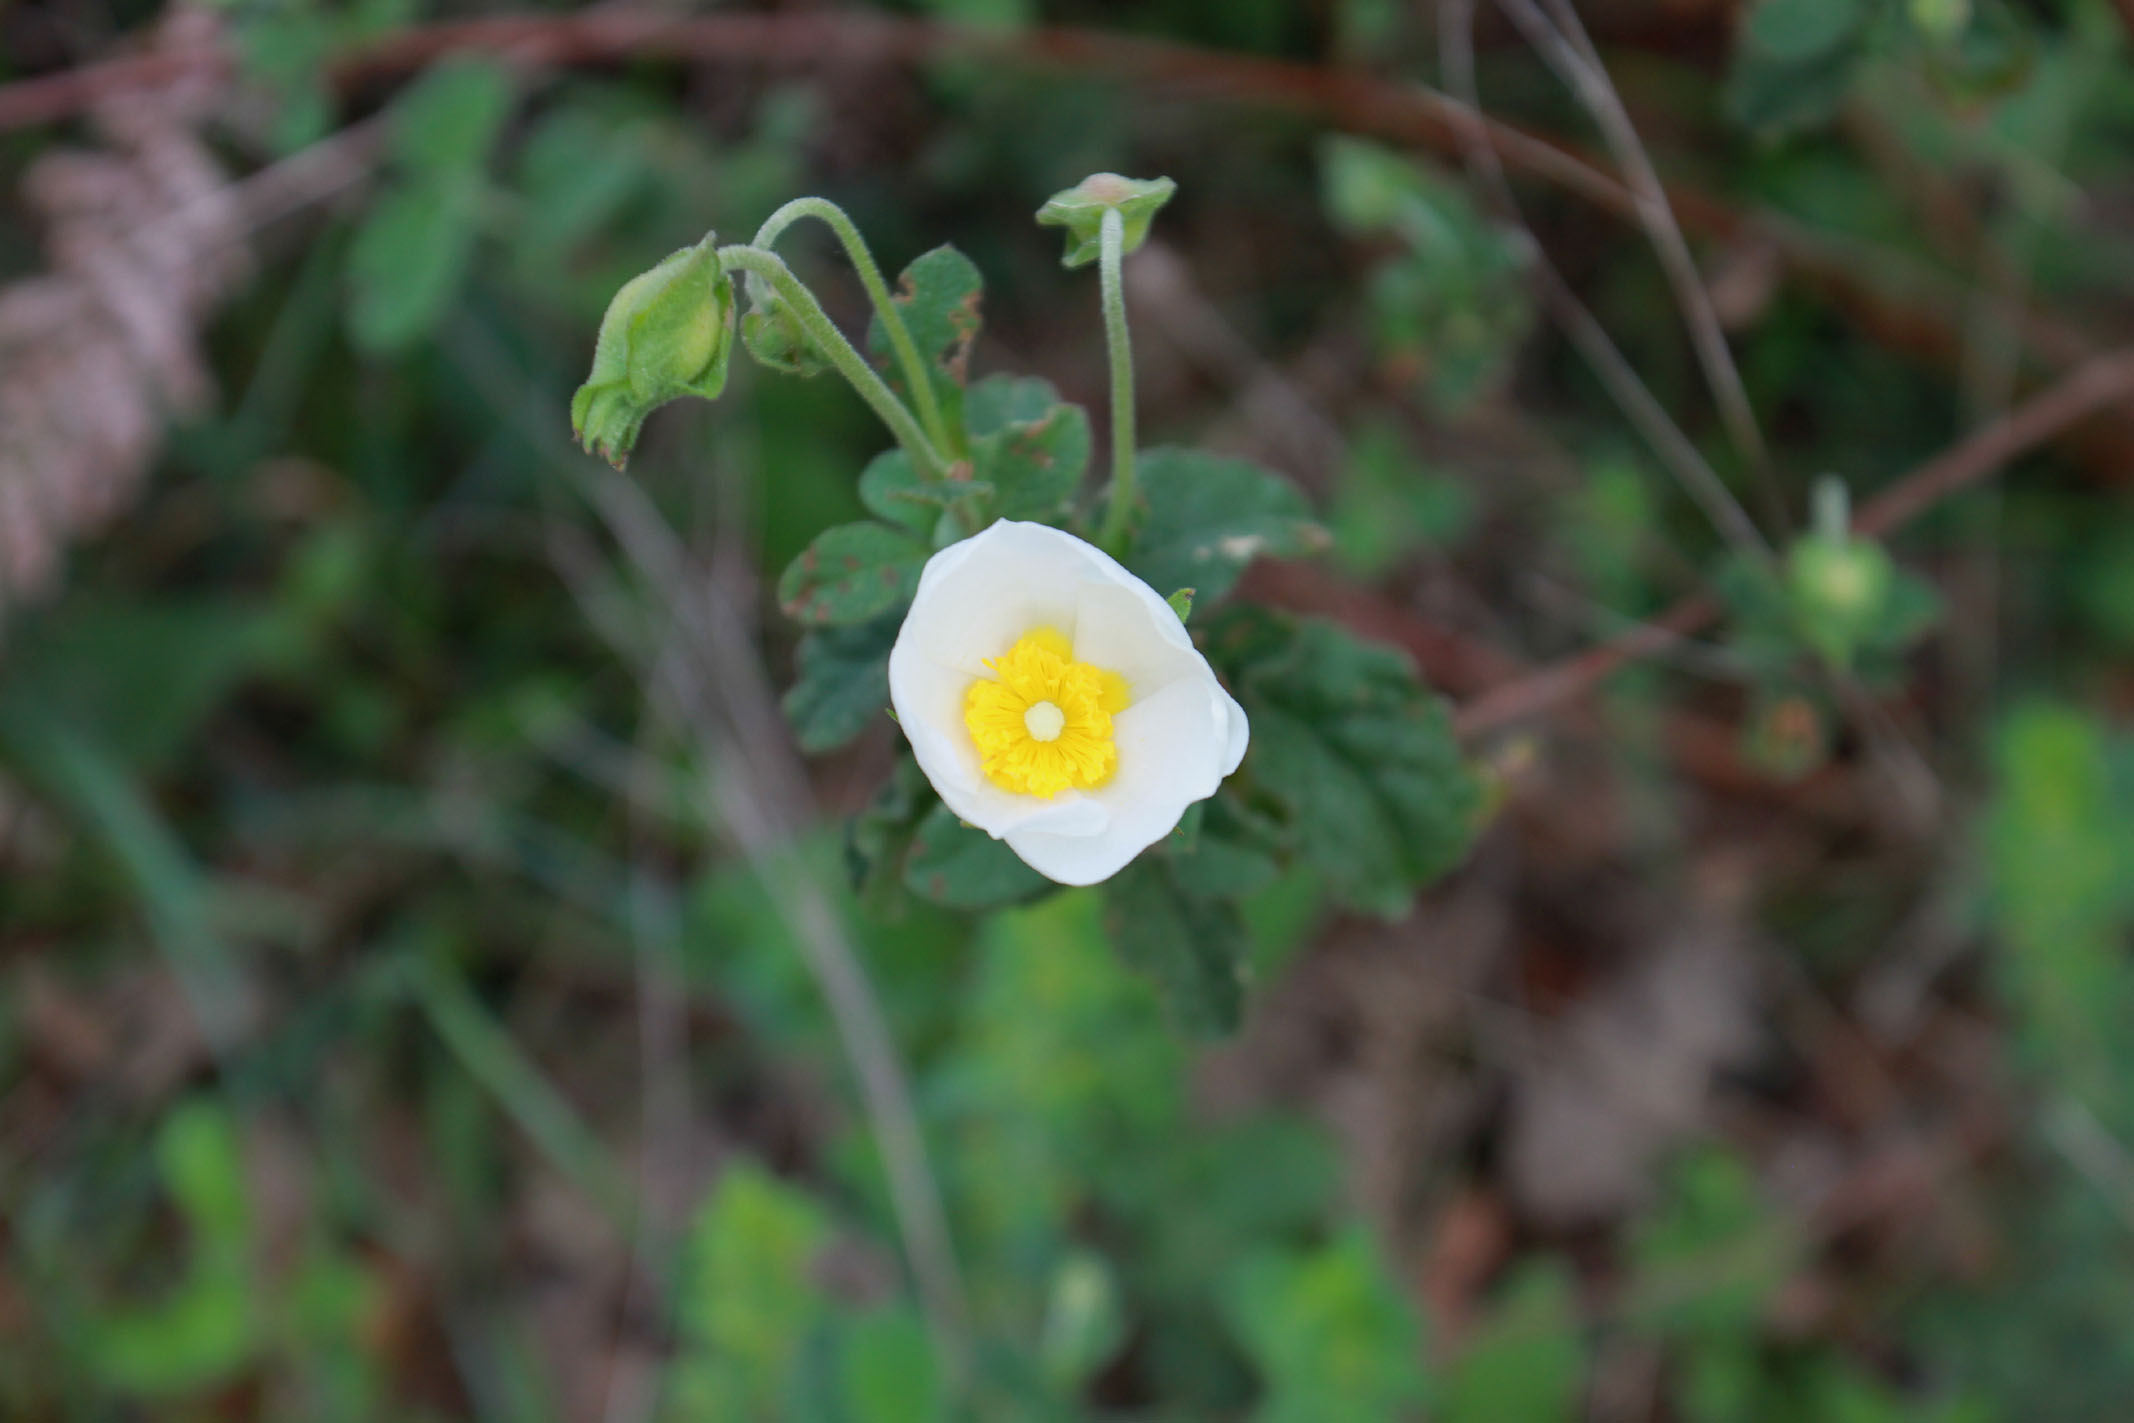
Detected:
[
  {"left": 1096, "top": 208, "right": 1138, "bottom": 554},
  {"left": 752, "top": 196, "right": 956, "bottom": 459},
  {"left": 717, "top": 244, "right": 948, "bottom": 480}
]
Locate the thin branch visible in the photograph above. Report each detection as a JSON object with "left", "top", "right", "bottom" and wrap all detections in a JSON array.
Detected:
[
  {"left": 1438, "top": 0, "right": 1773, "bottom": 564},
  {"left": 1498, "top": 0, "right": 1782, "bottom": 528},
  {"left": 1458, "top": 346, "right": 2134, "bottom": 736},
  {"left": 1854, "top": 348, "right": 2134, "bottom": 537}
]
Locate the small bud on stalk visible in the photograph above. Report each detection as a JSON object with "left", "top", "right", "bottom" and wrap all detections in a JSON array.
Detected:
[
  {"left": 571, "top": 234, "right": 736, "bottom": 468},
  {"left": 740, "top": 275, "right": 831, "bottom": 378},
  {"left": 1786, "top": 476, "right": 1894, "bottom": 671},
  {"left": 1035, "top": 173, "right": 1177, "bottom": 269}
]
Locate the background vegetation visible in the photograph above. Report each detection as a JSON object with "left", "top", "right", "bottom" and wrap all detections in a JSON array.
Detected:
[{"left": 3, "top": 0, "right": 2133, "bottom": 1417}]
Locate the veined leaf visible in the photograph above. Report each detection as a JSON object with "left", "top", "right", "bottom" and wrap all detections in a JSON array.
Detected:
[
  {"left": 347, "top": 180, "right": 479, "bottom": 352},
  {"left": 777, "top": 523, "right": 930, "bottom": 627},
  {"left": 1128, "top": 448, "right": 1328, "bottom": 606},
  {"left": 783, "top": 612, "right": 900, "bottom": 754},
  {"left": 965, "top": 373, "right": 1062, "bottom": 436},
  {"left": 1208, "top": 607, "right": 1481, "bottom": 916},
  {"left": 388, "top": 57, "right": 514, "bottom": 176},
  {"left": 1102, "top": 856, "right": 1247, "bottom": 1036},
  {"left": 973, "top": 401, "right": 1091, "bottom": 522},
  {"left": 868, "top": 244, "right": 982, "bottom": 444},
  {"left": 902, "top": 802, "right": 1051, "bottom": 910},
  {"left": 858, "top": 449, "right": 992, "bottom": 538}
]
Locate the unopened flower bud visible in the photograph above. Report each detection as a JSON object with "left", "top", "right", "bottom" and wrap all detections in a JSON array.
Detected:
[
  {"left": 1787, "top": 531, "right": 1894, "bottom": 671},
  {"left": 739, "top": 275, "right": 830, "bottom": 377},
  {"left": 1035, "top": 173, "right": 1177, "bottom": 269},
  {"left": 570, "top": 234, "right": 735, "bottom": 468}
]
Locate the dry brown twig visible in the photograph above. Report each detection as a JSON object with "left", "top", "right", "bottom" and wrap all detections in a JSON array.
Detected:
[{"left": 1456, "top": 347, "right": 2134, "bottom": 736}]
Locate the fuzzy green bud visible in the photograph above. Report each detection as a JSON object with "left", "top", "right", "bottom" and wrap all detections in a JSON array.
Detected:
[
  {"left": 738, "top": 274, "right": 830, "bottom": 378},
  {"left": 1035, "top": 173, "right": 1177, "bottom": 269},
  {"left": 571, "top": 234, "right": 735, "bottom": 468},
  {"left": 1786, "top": 530, "right": 1894, "bottom": 671}
]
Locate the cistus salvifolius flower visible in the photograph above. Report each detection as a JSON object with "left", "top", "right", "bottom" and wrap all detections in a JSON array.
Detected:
[{"left": 887, "top": 520, "right": 1248, "bottom": 886}]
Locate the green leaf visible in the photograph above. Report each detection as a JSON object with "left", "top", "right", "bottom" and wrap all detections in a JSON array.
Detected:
[
  {"left": 1127, "top": 448, "right": 1328, "bottom": 605},
  {"left": 777, "top": 523, "right": 930, "bottom": 627},
  {"left": 838, "top": 1307, "right": 943, "bottom": 1423},
  {"left": 0, "top": 597, "right": 270, "bottom": 771},
  {"left": 91, "top": 1100, "right": 261, "bottom": 1395},
  {"left": 1102, "top": 857, "right": 1247, "bottom": 1037},
  {"left": 1627, "top": 1150, "right": 1794, "bottom": 1340},
  {"left": 1318, "top": 142, "right": 1534, "bottom": 414},
  {"left": 1320, "top": 135, "right": 1427, "bottom": 234},
  {"left": 1725, "top": 23, "right": 1863, "bottom": 137},
  {"left": 389, "top": 57, "right": 514, "bottom": 175},
  {"left": 1168, "top": 828, "right": 1280, "bottom": 903},
  {"left": 1208, "top": 607, "right": 1481, "bottom": 916},
  {"left": 1037, "top": 1253, "right": 1126, "bottom": 1391},
  {"left": 847, "top": 758, "right": 934, "bottom": 917},
  {"left": 965, "top": 373, "right": 1061, "bottom": 436},
  {"left": 1986, "top": 706, "right": 2134, "bottom": 1129},
  {"left": 1441, "top": 1262, "right": 1586, "bottom": 1423},
  {"left": 1329, "top": 421, "right": 1475, "bottom": 577},
  {"left": 857, "top": 450, "right": 937, "bottom": 535},
  {"left": 1166, "top": 588, "right": 1196, "bottom": 623},
  {"left": 901, "top": 803, "right": 1051, "bottom": 910},
  {"left": 857, "top": 449, "right": 991, "bottom": 538},
  {"left": 868, "top": 245, "right": 982, "bottom": 440},
  {"left": 1226, "top": 1227, "right": 1428, "bottom": 1423},
  {"left": 511, "top": 104, "right": 652, "bottom": 262},
  {"left": 972, "top": 401, "right": 1091, "bottom": 522},
  {"left": 669, "top": 1161, "right": 833, "bottom": 1419},
  {"left": 1744, "top": 0, "right": 1863, "bottom": 62},
  {"left": 784, "top": 612, "right": 899, "bottom": 754},
  {"left": 346, "top": 180, "right": 479, "bottom": 352}
]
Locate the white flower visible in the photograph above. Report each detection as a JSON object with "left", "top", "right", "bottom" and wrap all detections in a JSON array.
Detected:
[{"left": 887, "top": 520, "right": 1250, "bottom": 886}]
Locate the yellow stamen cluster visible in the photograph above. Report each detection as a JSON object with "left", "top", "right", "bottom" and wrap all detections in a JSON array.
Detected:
[{"left": 964, "top": 628, "right": 1129, "bottom": 798}]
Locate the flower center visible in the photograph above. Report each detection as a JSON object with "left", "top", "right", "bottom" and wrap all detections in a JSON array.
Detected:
[
  {"left": 1024, "top": 701, "right": 1066, "bottom": 742},
  {"left": 964, "top": 628, "right": 1130, "bottom": 798}
]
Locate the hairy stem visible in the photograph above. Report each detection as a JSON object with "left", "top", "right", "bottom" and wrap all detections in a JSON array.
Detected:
[
  {"left": 1097, "top": 208, "right": 1138, "bottom": 554},
  {"left": 751, "top": 196, "right": 956, "bottom": 458},
  {"left": 716, "top": 244, "right": 947, "bottom": 479}
]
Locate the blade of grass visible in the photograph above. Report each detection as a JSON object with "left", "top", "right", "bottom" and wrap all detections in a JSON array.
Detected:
[
  {"left": 6, "top": 714, "right": 250, "bottom": 1053},
  {"left": 404, "top": 951, "right": 633, "bottom": 1226}
]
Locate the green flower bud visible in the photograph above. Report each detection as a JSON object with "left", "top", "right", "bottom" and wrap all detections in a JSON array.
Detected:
[
  {"left": 1787, "top": 532, "right": 1894, "bottom": 671},
  {"left": 1035, "top": 173, "right": 1177, "bottom": 269},
  {"left": 570, "top": 234, "right": 735, "bottom": 468},
  {"left": 738, "top": 275, "right": 830, "bottom": 378}
]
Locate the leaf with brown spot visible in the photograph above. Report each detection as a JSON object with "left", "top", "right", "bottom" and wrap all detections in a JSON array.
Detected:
[
  {"left": 868, "top": 245, "right": 983, "bottom": 445},
  {"left": 776, "top": 522, "right": 928, "bottom": 627},
  {"left": 971, "top": 401, "right": 1091, "bottom": 522}
]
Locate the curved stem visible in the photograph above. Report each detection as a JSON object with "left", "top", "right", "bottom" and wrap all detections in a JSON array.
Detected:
[
  {"left": 717, "top": 245, "right": 948, "bottom": 480},
  {"left": 753, "top": 197, "right": 955, "bottom": 458},
  {"left": 1096, "top": 208, "right": 1138, "bottom": 555}
]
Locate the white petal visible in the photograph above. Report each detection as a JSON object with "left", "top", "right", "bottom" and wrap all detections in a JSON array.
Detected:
[
  {"left": 1219, "top": 685, "right": 1250, "bottom": 774},
  {"left": 1067, "top": 579, "right": 1206, "bottom": 704},
  {"left": 893, "top": 521, "right": 1103, "bottom": 680},
  {"left": 1003, "top": 677, "right": 1230, "bottom": 886}
]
